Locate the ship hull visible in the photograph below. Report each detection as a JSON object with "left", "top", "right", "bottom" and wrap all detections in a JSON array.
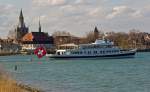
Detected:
[{"left": 47, "top": 51, "right": 136, "bottom": 59}]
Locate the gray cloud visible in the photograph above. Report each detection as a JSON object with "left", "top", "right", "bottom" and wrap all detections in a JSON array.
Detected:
[
  {"left": 106, "top": 5, "right": 143, "bottom": 19},
  {"left": 0, "top": 4, "right": 17, "bottom": 37},
  {"left": 0, "top": 0, "right": 150, "bottom": 38},
  {"left": 32, "top": 0, "right": 66, "bottom": 6},
  {"left": 28, "top": 0, "right": 150, "bottom": 36}
]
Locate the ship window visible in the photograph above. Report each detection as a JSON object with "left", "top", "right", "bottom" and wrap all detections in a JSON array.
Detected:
[
  {"left": 61, "top": 52, "right": 64, "bottom": 55},
  {"left": 75, "top": 52, "right": 79, "bottom": 54},
  {"left": 80, "top": 51, "right": 82, "bottom": 54},
  {"left": 88, "top": 51, "right": 91, "bottom": 54},
  {"left": 57, "top": 52, "right": 60, "bottom": 55},
  {"left": 72, "top": 51, "right": 78, "bottom": 54},
  {"left": 94, "top": 51, "right": 97, "bottom": 54}
]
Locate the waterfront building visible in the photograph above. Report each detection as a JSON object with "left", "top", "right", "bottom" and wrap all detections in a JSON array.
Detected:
[
  {"left": 0, "top": 39, "right": 21, "bottom": 53},
  {"left": 52, "top": 31, "right": 84, "bottom": 47},
  {"left": 53, "top": 33, "right": 72, "bottom": 46},
  {"left": 21, "top": 20, "right": 54, "bottom": 51},
  {"left": 144, "top": 34, "right": 150, "bottom": 48}
]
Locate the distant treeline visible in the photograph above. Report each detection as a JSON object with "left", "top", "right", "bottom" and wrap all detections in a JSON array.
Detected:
[
  {"left": 0, "top": 28, "right": 150, "bottom": 50},
  {"left": 52, "top": 29, "right": 150, "bottom": 49}
]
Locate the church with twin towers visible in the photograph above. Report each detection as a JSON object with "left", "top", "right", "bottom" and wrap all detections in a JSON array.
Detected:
[{"left": 9, "top": 9, "right": 54, "bottom": 49}]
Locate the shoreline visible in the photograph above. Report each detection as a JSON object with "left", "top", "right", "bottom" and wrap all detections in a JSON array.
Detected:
[
  {"left": 0, "top": 67, "right": 43, "bottom": 92},
  {"left": 0, "top": 79, "right": 43, "bottom": 92},
  {"left": 15, "top": 83, "right": 43, "bottom": 92}
]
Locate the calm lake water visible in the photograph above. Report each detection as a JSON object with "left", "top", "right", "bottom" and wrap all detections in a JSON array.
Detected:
[{"left": 0, "top": 52, "right": 150, "bottom": 92}]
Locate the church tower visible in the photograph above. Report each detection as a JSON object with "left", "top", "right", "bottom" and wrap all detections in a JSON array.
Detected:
[
  {"left": 94, "top": 26, "right": 99, "bottom": 40},
  {"left": 19, "top": 9, "right": 25, "bottom": 27},
  {"left": 15, "top": 9, "right": 29, "bottom": 41},
  {"left": 39, "top": 20, "right": 41, "bottom": 32}
]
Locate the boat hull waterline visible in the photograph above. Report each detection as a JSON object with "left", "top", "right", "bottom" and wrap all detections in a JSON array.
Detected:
[{"left": 47, "top": 51, "right": 136, "bottom": 59}]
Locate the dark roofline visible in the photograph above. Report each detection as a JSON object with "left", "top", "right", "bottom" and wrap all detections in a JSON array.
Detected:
[{"left": 22, "top": 41, "right": 54, "bottom": 44}]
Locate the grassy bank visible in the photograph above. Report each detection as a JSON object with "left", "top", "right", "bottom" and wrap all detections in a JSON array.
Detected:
[
  {"left": 0, "top": 68, "right": 42, "bottom": 92},
  {"left": 0, "top": 79, "right": 26, "bottom": 92}
]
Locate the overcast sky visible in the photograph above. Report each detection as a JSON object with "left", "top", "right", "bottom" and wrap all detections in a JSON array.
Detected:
[{"left": 0, "top": 0, "right": 150, "bottom": 37}]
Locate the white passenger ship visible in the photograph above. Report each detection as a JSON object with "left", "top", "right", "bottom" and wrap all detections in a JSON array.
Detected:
[{"left": 47, "top": 39, "right": 136, "bottom": 58}]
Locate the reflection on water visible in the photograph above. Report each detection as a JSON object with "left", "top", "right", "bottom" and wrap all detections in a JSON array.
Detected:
[{"left": 0, "top": 53, "right": 150, "bottom": 92}]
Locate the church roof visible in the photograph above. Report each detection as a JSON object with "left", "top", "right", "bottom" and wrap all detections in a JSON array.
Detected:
[{"left": 22, "top": 32, "right": 54, "bottom": 44}]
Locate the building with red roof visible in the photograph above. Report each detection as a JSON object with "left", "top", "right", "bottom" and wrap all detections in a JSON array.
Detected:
[{"left": 21, "top": 20, "right": 54, "bottom": 51}]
